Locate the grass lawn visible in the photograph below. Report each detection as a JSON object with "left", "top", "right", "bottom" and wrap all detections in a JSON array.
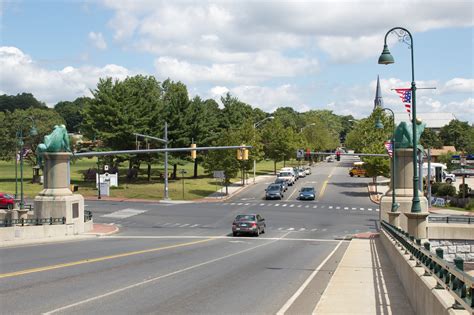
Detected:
[{"left": 0, "top": 158, "right": 297, "bottom": 200}]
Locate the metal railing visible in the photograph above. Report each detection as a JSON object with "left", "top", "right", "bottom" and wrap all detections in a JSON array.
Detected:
[
  {"left": 428, "top": 216, "right": 473, "bottom": 224},
  {"left": 381, "top": 220, "right": 473, "bottom": 312},
  {"left": 84, "top": 210, "right": 93, "bottom": 222},
  {"left": 0, "top": 217, "right": 66, "bottom": 227}
]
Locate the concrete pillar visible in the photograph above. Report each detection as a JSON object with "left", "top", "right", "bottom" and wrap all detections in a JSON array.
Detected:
[
  {"left": 34, "top": 152, "right": 90, "bottom": 234},
  {"left": 380, "top": 148, "right": 428, "bottom": 236}
]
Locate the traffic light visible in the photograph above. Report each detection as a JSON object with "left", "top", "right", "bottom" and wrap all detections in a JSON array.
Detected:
[
  {"left": 237, "top": 148, "right": 243, "bottom": 160},
  {"left": 243, "top": 148, "right": 249, "bottom": 160},
  {"left": 237, "top": 145, "right": 248, "bottom": 160},
  {"left": 336, "top": 151, "right": 341, "bottom": 161},
  {"left": 191, "top": 143, "right": 196, "bottom": 160}
]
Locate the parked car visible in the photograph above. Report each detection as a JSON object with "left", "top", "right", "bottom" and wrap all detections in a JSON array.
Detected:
[
  {"left": 0, "top": 193, "right": 15, "bottom": 209},
  {"left": 298, "top": 187, "right": 316, "bottom": 200},
  {"left": 265, "top": 184, "right": 284, "bottom": 200},
  {"left": 274, "top": 178, "right": 288, "bottom": 192},
  {"left": 232, "top": 214, "right": 266, "bottom": 236}
]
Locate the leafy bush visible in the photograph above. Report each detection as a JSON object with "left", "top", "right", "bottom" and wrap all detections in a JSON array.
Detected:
[
  {"left": 431, "top": 182, "right": 442, "bottom": 195},
  {"left": 434, "top": 183, "right": 456, "bottom": 197},
  {"left": 458, "top": 184, "right": 470, "bottom": 198},
  {"left": 465, "top": 199, "right": 474, "bottom": 211}
]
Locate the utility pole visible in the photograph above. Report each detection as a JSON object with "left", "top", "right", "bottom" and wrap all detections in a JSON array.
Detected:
[{"left": 164, "top": 122, "right": 169, "bottom": 200}]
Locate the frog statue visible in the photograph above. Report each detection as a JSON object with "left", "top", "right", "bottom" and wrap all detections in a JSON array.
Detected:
[
  {"left": 36, "top": 124, "right": 71, "bottom": 166},
  {"left": 393, "top": 119, "right": 426, "bottom": 149}
]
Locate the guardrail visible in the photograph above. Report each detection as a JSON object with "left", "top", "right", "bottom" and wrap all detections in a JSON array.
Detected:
[
  {"left": 0, "top": 217, "right": 66, "bottom": 227},
  {"left": 381, "top": 220, "right": 473, "bottom": 312},
  {"left": 84, "top": 210, "right": 92, "bottom": 222},
  {"left": 428, "top": 216, "right": 473, "bottom": 224}
]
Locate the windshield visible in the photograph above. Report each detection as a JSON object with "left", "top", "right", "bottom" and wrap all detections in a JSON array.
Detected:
[
  {"left": 3, "top": 194, "right": 13, "bottom": 199},
  {"left": 301, "top": 187, "right": 314, "bottom": 192},
  {"left": 268, "top": 185, "right": 280, "bottom": 191},
  {"left": 235, "top": 215, "right": 256, "bottom": 221},
  {"left": 279, "top": 172, "right": 292, "bottom": 177}
]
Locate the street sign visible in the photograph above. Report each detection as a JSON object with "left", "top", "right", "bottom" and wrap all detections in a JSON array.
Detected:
[
  {"left": 296, "top": 149, "right": 304, "bottom": 159},
  {"left": 213, "top": 170, "right": 225, "bottom": 179}
]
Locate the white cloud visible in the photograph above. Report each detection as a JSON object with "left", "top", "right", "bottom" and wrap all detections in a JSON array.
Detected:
[
  {"left": 0, "top": 46, "right": 131, "bottom": 105},
  {"left": 442, "top": 78, "right": 474, "bottom": 94},
  {"left": 88, "top": 32, "right": 107, "bottom": 50}
]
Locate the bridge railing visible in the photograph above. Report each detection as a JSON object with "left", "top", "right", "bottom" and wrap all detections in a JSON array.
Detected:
[
  {"left": 381, "top": 220, "right": 473, "bottom": 312},
  {"left": 428, "top": 216, "right": 473, "bottom": 224}
]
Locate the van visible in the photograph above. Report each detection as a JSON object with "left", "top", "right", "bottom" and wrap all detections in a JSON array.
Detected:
[
  {"left": 349, "top": 162, "right": 368, "bottom": 177},
  {"left": 422, "top": 163, "right": 456, "bottom": 184}
]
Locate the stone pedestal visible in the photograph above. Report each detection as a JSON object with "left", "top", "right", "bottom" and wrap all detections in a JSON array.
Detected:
[
  {"left": 387, "top": 211, "right": 401, "bottom": 227},
  {"left": 34, "top": 152, "right": 89, "bottom": 234},
  {"left": 380, "top": 148, "right": 429, "bottom": 236},
  {"left": 405, "top": 212, "right": 429, "bottom": 239}
]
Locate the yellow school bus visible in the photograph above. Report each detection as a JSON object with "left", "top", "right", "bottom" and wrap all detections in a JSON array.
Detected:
[{"left": 349, "top": 162, "right": 368, "bottom": 177}]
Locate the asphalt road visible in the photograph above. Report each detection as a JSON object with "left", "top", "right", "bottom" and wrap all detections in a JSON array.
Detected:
[{"left": 0, "top": 156, "right": 378, "bottom": 314}]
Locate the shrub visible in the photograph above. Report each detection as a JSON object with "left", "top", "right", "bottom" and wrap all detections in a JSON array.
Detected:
[
  {"left": 465, "top": 199, "right": 474, "bottom": 211},
  {"left": 458, "top": 184, "right": 470, "bottom": 198},
  {"left": 431, "top": 182, "right": 442, "bottom": 195},
  {"left": 434, "top": 183, "right": 456, "bottom": 197}
]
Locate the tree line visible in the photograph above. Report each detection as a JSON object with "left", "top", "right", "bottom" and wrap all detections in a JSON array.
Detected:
[{"left": 1, "top": 75, "right": 472, "bottom": 183}]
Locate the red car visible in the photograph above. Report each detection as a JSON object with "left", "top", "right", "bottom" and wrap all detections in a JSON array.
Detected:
[{"left": 0, "top": 193, "right": 15, "bottom": 209}]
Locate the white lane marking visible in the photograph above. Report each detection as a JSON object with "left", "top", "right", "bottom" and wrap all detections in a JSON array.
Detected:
[
  {"left": 237, "top": 203, "right": 243, "bottom": 205},
  {"left": 287, "top": 228, "right": 295, "bottom": 231},
  {"left": 322, "top": 229, "right": 327, "bottom": 232},
  {"left": 179, "top": 224, "right": 189, "bottom": 228},
  {"left": 244, "top": 203, "right": 250, "bottom": 206},
  {"left": 278, "top": 227, "right": 283, "bottom": 231},
  {"left": 313, "top": 206, "right": 317, "bottom": 208},
  {"left": 289, "top": 204, "right": 294, "bottom": 208},
  {"left": 173, "top": 223, "right": 181, "bottom": 227},
  {"left": 360, "top": 208, "right": 364, "bottom": 211},
  {"left": 277, "top": 240, "right": 343, "bottom": 315},
  {"left": 297, "top": 205, "right": 302, "bottom": 208},
  {"left": 336, "top": 207, "right": 340, "bottom": 210},
  {"left": 305, "top": 205, "right": 309, "bottom": 208},
  {"left": 376, "top": 209, "right": 380, "bottom": 212},
  {"left": 162, "top": 223, "right": 171, "bottom": 226},
  {"left": 230, "top": 203, "right": 236, "bottom": 205},
  {"left": 352, "top": 207, "right": 357, "bottom": 210},
  {"left": 275, "top": 204, "right": 280, "bottom": 207},
  {"left": 106, "top": 235, "right": 344, "bottom": 242},
  {"left": 368, "top": 208, "right": 373, "bottom": 211},
  {"left": 286, "top": 186, "right": 299, "bottom": 200},
  {"left": 311, "top": 229, "right": 317, "bottom": 231},
  {"left": 299, "top": 228, "right": 306, "bottom": 231},
  {"left": 46, "top": 232, "right": 294, "bottom": 315},
  {"left": 190, "top": 224, "right": 199, "bottom": 228},
  {"left": 320, "top": 206, "right": 325, "bottom": 209},
  {"left": 282, "top": 204, "right": 287, "bottom": 207},
  {"left": 259, "top": 203, "right": 265, "bottom": 206},
  {"left": 344, "top": 207, "right": 349, "bottom": 210},
  {"left": 329, "top": 206, "right": 333, "bottom": 209},
  {"left": 101, "top": 209, "right": 147, "bottom": 219}
]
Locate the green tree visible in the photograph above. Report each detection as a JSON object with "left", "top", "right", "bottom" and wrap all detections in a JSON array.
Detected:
[
  {"left": 220, "top": 93, "right": 254, "bottom": 129},
  {"left": 0, "top": 93, "right": 47, "bottom": 112},
  {"left": 420, "top": 128, "right": 443, "bottom": 149},
  {"left": 54, "top": 97, "right": 89, "bottom": 133},
  {"left": 439, "top": 120, "right": 474, "bottom": 152},
  {"left": 272, "top": 107, "right": 303, "bottom": 132}
]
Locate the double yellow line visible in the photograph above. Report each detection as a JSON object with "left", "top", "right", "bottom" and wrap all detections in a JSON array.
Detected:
[
  {"left": 317, "top": 168, "right": 335, "bottom": 201},
  {"left": 0, "top": 238, "right": 213, "bottom": 279}
]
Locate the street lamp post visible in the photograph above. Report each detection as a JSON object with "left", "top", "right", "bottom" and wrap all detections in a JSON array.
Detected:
[
  {"left": 252, "top": 116, "right": 274, "bottom": 183},
  {"left": 16, "top": 117, "right": 38, "bottom": 209},
  {"left": 378, "top": 27, "right": 421, "bottom": 213},
  {"left": 375, "top": 108, "right": 399, "bottom": 212}
]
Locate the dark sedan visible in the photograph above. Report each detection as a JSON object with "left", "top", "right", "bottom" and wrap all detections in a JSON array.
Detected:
[
  {"left": 232, "top": 214, "right": 266, "bottom": 237},
  {"left": 298, "top": 187, "right": 316, "bottom": 200},
  {"left": 265, "top": 184, "right": 283, "bottom": 200}
]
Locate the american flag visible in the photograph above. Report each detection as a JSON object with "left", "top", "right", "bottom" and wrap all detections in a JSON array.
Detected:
[
  {"left": 384, "top": 141, "right": 393, "bottom": 158},
  {"left": 394, "top": 88, "right": 412, "bottom": 116}
]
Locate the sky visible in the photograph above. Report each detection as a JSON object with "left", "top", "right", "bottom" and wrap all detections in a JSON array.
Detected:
[{"left": 1, "top": 0, "right": 473, "bottom": 123}]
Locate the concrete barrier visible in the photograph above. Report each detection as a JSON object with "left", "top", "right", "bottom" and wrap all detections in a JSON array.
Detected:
[{"left": 380, "top": 230, "right": 470, "bottom": 315}]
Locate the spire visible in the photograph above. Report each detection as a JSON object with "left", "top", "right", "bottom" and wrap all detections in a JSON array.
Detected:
[{"left": 374, "top": 75, "right": 383, "bottom": 110}]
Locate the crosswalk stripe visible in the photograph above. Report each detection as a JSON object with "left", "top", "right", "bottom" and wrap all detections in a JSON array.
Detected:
[
  {"left": 344, "top": 207, "right": 349, "bottom": 210},
  {"left": 305, "top": 205, "right": 309, "bottom": 208},
  {"left": 237, "top": 203, "right": 243, "bottom": 205},
  {"left": 360, "top": 208, "right": 364, "bottom": 211},
  {"left": 287, "top": 228, "right": 295, "bottom": 231},
  {"left": 329, "top": 206, "right": 333, "bottom": 209},
  {"left": 259, "top": 203, "right": 265, "bottom": 206},
  {"left": 230, "top": 203, "right": 236, "bottom": 205},
  {"left": 376, "top": 209, "right": 380, "bottom": 212},
  {"left": 336, "top": 207, "right": 340, "bottom": 210},
  {"left": 313, "top": 205, "right": 317, "bottom": 208},
  {"left": 352, "top": 207, "right": 357, "bottom": 210},
  {"left": 275, "top": 204, "right": 280, "bottom": 207},
  {"left": 368, "top": 208, "right": 373, "bottom": 211},
  {"left": 278, "top": 227, "right": 283, "bottom": 231},
  {"left": 299, "top": 228, "right": 306, "bottom": 231},
  {"left": 179, "top": 224, "right": 189, "bottom": 227},
  {"left": 311, "top": 228, "right": 317, "bottom": 231},
  {"left": 297, "top": 205, "right": 302, "bottom": 208},
  {"left": 190, "top": 224, "right": 199, "bottom": 227},
  {"left": 322, "top": 228, "right": 327, "bottom": 232},
  {"left": 102, "top": 209, "right": 147, "bottom": 219},
  {"left": 244, "top": 203, "right": 250, "bottom": 205},
  {"left": 289, "top": 204, "right": 294, "bottom": 207},
  {"left": 282, "top": 204, "right": 287, "bottom": 207}
]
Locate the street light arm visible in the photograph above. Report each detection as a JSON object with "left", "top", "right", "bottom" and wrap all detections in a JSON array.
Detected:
[{"left": 253, "top": 116, "right": 274, "bottom": 129}]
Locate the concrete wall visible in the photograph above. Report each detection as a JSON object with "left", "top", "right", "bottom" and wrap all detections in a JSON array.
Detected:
[
  {"left": 0, "top": 220, "right": 93, "bottom": 242},
  {"left": 428, "top": 239, "right": 474, "bottom": 262},
  {"left": 380, "top": 230, "right": 470, "bottom": 315}
]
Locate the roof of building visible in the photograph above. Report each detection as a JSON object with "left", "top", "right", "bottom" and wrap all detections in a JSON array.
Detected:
[
  {"left": 394, "top": 112, "right": 457, "bottom": 129},
  {"left": 429, "top": 146, "right": 457, "bottom": 156}
]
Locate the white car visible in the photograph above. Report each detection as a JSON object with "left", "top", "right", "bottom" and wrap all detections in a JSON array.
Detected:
[
  {"left": 298, "top": 169, "right": 306, "bottom": 178},
  {"left": 278, "top": 171, "right": 295, "bottom": 185},
  {"left": 305, "top": 167, "right": 311, "bottom": 175}
]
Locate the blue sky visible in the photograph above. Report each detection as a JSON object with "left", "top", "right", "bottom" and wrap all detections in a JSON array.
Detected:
[{"left": 1, "top": 0, "right": 473, "bottom": 122}]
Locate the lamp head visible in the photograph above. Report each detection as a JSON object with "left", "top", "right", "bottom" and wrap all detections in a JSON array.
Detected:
[
  {"left": 378, "top": 44, "right": 394, "bottom": 65},
  {"left": 375, "top": 118, "right": 384, "bottom": 129}
]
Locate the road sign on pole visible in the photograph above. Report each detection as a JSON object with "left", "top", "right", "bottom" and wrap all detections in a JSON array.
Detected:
[{"left": 296, "top": 149, "right": 304, "bottom": 159}]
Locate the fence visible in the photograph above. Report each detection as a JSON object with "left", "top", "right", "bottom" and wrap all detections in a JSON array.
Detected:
[
  {"left": 381, "top": 220, "right": 473, "bottom": 312},
  {"left": 0, "top": 217, "right": 66, "bottom": 227},
  {"left": 428, "top": 216, "right": 473, "bottom": 224}
]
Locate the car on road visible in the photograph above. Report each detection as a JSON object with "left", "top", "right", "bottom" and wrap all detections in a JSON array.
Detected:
[
  {"left": 232, "top": 214, "right": 266, "bottom": 236},
  {"left": 451, "top": 168, "right": 474, "bottom": 177},
  {"left": 0, "top": 193, "right": 15, "bottom": 209},
  {"left": 298, "top": 187, "right": 316, "bottom": 200},
  {"left": 274, "top": 178, "right": 288, "bottom": 192},
  {"left": 278, "top": 171, "right": 295, "bottom": 186},
  {"left": 265, "top": 184, "right": 284, "bottom": 200},
  {"left": 305, "top": 167, "right": 312, "bottom": 175},
  {"left": 297, "top": 168, "right": 306, "bottom": 178},
  {"left": 326, "top": 155, "right": 334, "bottom": 162}
]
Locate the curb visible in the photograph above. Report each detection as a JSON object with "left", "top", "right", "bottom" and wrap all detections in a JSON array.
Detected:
[
  {"left": 84, "top": 223, "right": 119, "bottom": 236},
  {"left": 367, "top": 183, "right": 381, "bottom": 205}
]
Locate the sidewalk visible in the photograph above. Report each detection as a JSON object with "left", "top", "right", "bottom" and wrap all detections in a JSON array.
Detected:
[
  {"left": 201, "top": 174, "right": 276, "bottom": 201},
  {"left": 314, "top": 235, "right": 414, "bottom": 315}
]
